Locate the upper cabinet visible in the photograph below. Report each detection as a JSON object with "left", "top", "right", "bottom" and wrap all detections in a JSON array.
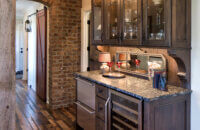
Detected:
[
  {"left": 92, "top": 0, "right": 103, "bottom": 44},
  {"left": 91, "top": 0, "right": 191, "bottom": 48},
  {"left": 143, "top": 0, "right": 171, "bottom": 47},
  {"left": 103, "top": 0, "right": 121, "bottom": 45},
  {"left": 121, "top": 0, "right": 142, "bottom": 45}
]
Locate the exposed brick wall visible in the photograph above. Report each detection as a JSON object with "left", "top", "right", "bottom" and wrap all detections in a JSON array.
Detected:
[{"left": 34, "top": 0, "right": 81, "bottom": 109}]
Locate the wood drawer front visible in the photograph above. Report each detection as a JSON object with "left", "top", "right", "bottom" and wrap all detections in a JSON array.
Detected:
[
  {"left": 77, "top": 78, "right": 95, "bottom": 109},
  {"left": 96, "top": 97, "right": 106, "bottom": 121},
  {"left": 96, "top": 117, "right": 105, "bottom": 130},
  {"left": 96, "top": 84, "right": 108, "bottom": 100}
]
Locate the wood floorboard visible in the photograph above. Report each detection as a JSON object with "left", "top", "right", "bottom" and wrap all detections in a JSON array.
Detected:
[{"left": 16, "top": 80, "right": 76, "bottom": 130}]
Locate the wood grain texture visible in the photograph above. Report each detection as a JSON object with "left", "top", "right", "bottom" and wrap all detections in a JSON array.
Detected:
[
  {"left": 16, "top": 80, "right": 76, "bottom": 130},
  {"left": 0, "top": 0, "right": 16, "bottom": 129}
]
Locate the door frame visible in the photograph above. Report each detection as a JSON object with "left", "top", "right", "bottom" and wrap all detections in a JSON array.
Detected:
[{"left": 81, "top": 9, "right": 91, "bottom": 72}]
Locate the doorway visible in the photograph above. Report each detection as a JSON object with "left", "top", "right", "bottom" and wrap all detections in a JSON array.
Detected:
[{"left": 16, "top": 0, "right": 48, "bottom": 102}]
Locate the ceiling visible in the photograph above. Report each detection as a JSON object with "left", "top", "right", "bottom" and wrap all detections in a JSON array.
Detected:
[{"left": 16, "top": 0, "right": 43, "bottom": 19}]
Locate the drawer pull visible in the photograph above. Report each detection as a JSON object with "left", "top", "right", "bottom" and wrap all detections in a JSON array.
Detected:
[
  {"left": 75, "top": 77, "right": 95, "bottom": 87},
  {"left": 75, "top": 102, "right": 95, "bottom": 114}
]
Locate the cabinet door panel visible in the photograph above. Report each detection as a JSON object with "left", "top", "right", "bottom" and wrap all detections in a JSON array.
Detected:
[
  {"left": 143, "top": 0, "right": 171, "bottom": 47},
  {"left": 103, "top": 0, "right": 121, "bottom": 45},
  {"left": 92, "top": 0, "right": 103, "bottom": 44},
  {"left": 121, "top": 0, "right": 142, "bottom": 45}
]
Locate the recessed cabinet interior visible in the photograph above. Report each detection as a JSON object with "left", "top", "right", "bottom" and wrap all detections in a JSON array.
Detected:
[
  {"left": 143, "top": 0, "right": 171, "bottom": 46},
  {"left": 91, "top": 0, "right": 190, "bottom": 48}
]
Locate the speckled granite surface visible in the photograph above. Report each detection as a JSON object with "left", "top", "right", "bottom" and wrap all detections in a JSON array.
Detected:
[{"left": 75, "top": 71, "right": 191, "bottom": 102}]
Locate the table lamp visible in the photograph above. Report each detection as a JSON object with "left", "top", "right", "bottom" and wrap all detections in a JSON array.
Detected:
[
  {"left": 98, "top": 52, "right": 111, "bottom": 74},
  {"left": 119, "top": 53, "right": 131, "bottom": 69}
]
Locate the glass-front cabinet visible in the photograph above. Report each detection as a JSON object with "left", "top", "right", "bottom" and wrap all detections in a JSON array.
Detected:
[
  {"left": 103, "top": 0, "right": 121, "bottom": 45},
  {"left": 91, "top": 0, "right": 172, "bottom": 47},
  {"left": 121, "top": 0, "right": 142, "bottom": 45},
  {"left": 143, "top": 0, "right": 171, "bottom": 46},
  {"left": 92, "top": 0, "right": 103, "bottom": 44}
]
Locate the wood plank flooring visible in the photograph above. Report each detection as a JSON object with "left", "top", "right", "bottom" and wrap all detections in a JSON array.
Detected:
[{"left": 16, "top": 80, "right": 76, "bottom": 130}]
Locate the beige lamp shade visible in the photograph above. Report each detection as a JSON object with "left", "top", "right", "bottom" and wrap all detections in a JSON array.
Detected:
[
  {"left": 153, "top": 0, "right": 162, "bottom": 5},
  {"left": 119, "top": 53, "right": 131, "bottom": 61},
  {"left": 98, "top": 52, "right": 111, "bottom": 63}
]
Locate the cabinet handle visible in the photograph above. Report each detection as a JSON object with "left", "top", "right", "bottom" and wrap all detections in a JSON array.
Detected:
[
  {"left": 75, "top": 77, "right": 95, "bottom": 87},
  {"left": 120, "top": 32, "right": 123, "bottom": 41},
  {"left": 105, "top": 97, "right": 110, "bottom": 130},
  {"left": 74, "top": 102, "right": 95, "bottom": 114},
  {"left": 101, "top": 32, "right": 104, "bottom": 42}
]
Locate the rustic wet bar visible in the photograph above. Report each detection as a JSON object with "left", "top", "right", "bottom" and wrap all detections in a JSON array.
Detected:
[{"left": 75, "top": 71, "right": 191, "bottom": 130}]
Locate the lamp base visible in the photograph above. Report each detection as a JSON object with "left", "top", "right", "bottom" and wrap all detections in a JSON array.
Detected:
[{"left": 100, "top": 63, "right": 109, "bottom": 74}]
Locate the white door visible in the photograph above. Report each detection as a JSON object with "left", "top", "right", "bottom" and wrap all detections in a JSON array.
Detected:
[
  {"left": 28, "top": 15, "right": 37, "bottom": 91},
  {"left": 15, "top": 20, "right": 24, "bottom": 73}
]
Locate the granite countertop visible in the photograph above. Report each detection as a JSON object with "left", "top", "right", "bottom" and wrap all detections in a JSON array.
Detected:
[{"left": 75, "top": 71, "right": 191, "bottom": 102}]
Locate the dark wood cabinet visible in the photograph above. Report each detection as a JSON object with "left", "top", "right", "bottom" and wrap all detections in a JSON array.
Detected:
[
  {"left": 143, "top": 94, "right": 190, "bottom": 130},
  {"left": 91, "top": 0, "right": 191, "bottom": 48},
  {"left": 76, "top": 77, "right": 191, "bottom": 130},
  {"left": 121, "top": 0, "right": 142, "bottom": 45},
  {"left": 171, "top": 0, "right": 191, "bottom": 49},
  {"left": 103, "top": 0, "right": 121, "bottom": 45},
  {"left": 92, "top": 0, "right": 142, "bottom": 46},
  {"left": 92, "top": 0, "right": 103, "bottom": 45},
  {"left": 142, "top": 0, "right": 171, "bottom": 47}
]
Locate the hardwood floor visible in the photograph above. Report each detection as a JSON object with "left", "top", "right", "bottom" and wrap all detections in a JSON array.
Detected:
[{"left": 15, "top": 80, "right": 76, "bottom": 130}]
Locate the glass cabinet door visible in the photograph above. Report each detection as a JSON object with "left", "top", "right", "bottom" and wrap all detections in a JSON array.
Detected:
[
  {"left": 92, "top": 0, "right": 103, "bottom": 44},
  {"left": 143, "top": 0, "right": 171, "bottom": 46},
  {"left": 121, "top": 0, "right": 142, "bottom": 45},
  {"left": 103, "top": 0, "right": 120, "bottom": 44}
]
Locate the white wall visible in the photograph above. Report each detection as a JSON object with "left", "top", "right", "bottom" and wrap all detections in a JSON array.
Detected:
[
  {"left": 23, "top": 5, "right": 44, "bottom": 91},
  {"left": 15, "top": 19, "right": 24, "bottom": 72},
  {"left": 191, "top": 0, "right": 200, "bottom": 129}
]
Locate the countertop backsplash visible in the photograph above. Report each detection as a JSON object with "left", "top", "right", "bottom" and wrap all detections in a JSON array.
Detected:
[{"left": 90, "top": 46, "right": 181, "bottom": 87}]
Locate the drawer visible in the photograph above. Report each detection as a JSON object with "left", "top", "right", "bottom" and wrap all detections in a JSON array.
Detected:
[
  {"left": 77, "top": 78, "right": 95, "bottom": 109},
  {"left": 96, "top": 84, "right": 108, "bottom": 100},
  {"left": 96, "top": 117, "right": 105, "bottom": 130},
  {"left": 96, "top": 97, "right": 106, "bottom": 121},
  {"left": 76, "top": 102, "right": 95, "bottom": 130}
]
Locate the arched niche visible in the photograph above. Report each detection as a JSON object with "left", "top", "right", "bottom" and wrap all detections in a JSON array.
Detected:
[{"left": 168, "top": 49, "right": 191, "bottom": 89}]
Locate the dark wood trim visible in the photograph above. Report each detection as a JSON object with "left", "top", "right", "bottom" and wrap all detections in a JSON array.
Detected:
[
  {"left": 171, "top": 0, "right": 191, "bottom": 49},
  {"left": 91, "top": 0, "right": 104, "bottom": 45}
]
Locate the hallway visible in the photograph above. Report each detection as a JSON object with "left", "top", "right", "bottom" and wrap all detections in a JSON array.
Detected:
[{"left": 15, "top": 80, "right": 76, "bottom": 130}]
